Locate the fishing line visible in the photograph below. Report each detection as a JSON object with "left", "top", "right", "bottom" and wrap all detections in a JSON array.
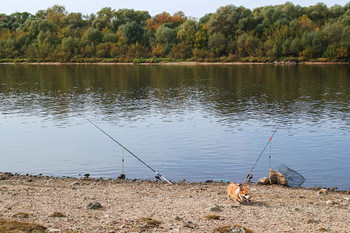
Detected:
[
  {"left": 269, "top": 134, "right": 272, "bottom": 171},
  {"left": 87, "top": 119, "right": 172, "bottom": 185},
  {"left": 122, "top": 147, "right": 125, "bottom": 175},
  {"left": 243, "top": 121, "right": 282, "bottom": 184},
  {"left": 118, "top": 146, "right": 126, "bottom": 180}
]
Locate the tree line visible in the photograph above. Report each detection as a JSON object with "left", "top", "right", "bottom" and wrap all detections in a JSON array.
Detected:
[{"left": 1, "top": 2, "right": 350, "bottom": 63}]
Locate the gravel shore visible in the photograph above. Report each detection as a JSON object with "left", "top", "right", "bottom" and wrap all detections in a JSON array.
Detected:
[{"left": 0, "top": 173, "right": 349, "bottom": 232}]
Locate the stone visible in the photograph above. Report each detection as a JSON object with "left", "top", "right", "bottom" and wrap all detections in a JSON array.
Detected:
[
  {"left": 209, "top": 206, "right": 223, "bottom": 212},
  {"left": 258, "top": 177, "right": 269, "bottom": 185},
  {"left": 216, "top": 226, "right": 246, "bottom": 233},
  {"left": 70, "top": 181, "right": 80, "bottom": 187},
  {"left": 118, "top": 174, "right": 126, "bottom": 179},
  {"left": 326, "top": 200, "right": 338, "bottom": 205},
  {"left": 86, "top": 202, "right": 102, "bottom": 210},
  {"left": 317, "top": 189, "right": 328, "bottom": 195},
  {"left": 269, "top": 169, "right": 288, "bottom": 186},
  {"left": 307, "top": 219, "right": 320, "bottom": 224},
  {"left": 183, "top": 221, "right": 195, "bottom": 229},
  {"left": 230, "top": 226, "right": 246, "bottom": 233},
  {"left": 47, "top": 229, "right": 61, "bottom": 232},
  {"left": 13, "top": 212, "right": 30, "bottom": 218},
  {"left": 49, "top": 212, "right": 66, "bottom": 217},
  {"left": 0, "top": 172, "right": 8, "bottom": 180}
]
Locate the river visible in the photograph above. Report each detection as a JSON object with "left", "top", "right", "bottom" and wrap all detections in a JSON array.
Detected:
[{"left": 0, "top": 64, "right": 349, "bottom": 190}]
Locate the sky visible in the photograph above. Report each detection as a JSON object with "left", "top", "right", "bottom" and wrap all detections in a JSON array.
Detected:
[{"left": 2, "top": 0, "right": 349, "bottom": 18}]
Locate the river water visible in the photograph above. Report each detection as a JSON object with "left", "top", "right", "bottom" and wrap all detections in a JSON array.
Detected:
[{"left": 0, "top": 64, "right": 349, "bottom": 190}]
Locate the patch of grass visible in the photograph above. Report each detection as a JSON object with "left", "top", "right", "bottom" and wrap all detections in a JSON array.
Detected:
[
  {"left": 215, "top": 225, "right": 254, "bottom": 233},
  {"left": 49, "top": 211, "right": 66, "bottom": 217},
  {"left": 318, "top": 228, "right": 329, "bottom": 232},
  {"left": 205, "top": 215, "right": 221, "bottom": 220},
  {"left": 215, "top": 225, "right": 232, "bottom": 233},
  {"left": 0, "top": 218, "right": 46, "bottom": 233},
  {"left": 12, "top": 212, "right": 30, "bottom": 218},
  {"left": 137, "top": 217, "right": 162, "bottom": 229},
  {"left": 307, "top": 219, "right": 320, "bottom": 224}
]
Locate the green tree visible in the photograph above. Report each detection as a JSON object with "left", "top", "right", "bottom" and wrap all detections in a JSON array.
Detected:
[
  {"left": 112, "top": 9, "right": 151, "bottom": 31},
  {"left": 61, "top": 36, "right": 80, "bottom": 57},
  {"left": 121, "top": 21, "right": 146, "bottom": 45},
  {"left": 46, "top": 5, "right": 67, "bottom": 26},
  {"left": 0, "top": 12, "right": 32, "bottom": 30},
  {"left": 236, "top": 33, "right": 261, "bottom": 57},
  {"left": 305, "top": 3, "right": 329, "bottom": 26},
  {"left": 96, "top": 42, "right": 114, "bottom": 58},
  {"left": 62, "top": 12, "right": 87, "bottom": 29},
  {"left": 155, "top": 24, "right": 177, "bottom": 45},
  {"left": 290, "top": 37, "right": 303, "bottom": 56},
  {"left": 329, "top": 4, "right": 346, "bottom": 18},
  {"left": 177, "top": 20, "right": 198, "bottom": 47},
  {"left": 1, "top": 2, "right": 350, "bottom": 62},
  {"left": 300, "top": 31, "right": 324, "bottom": 58},
  {"left": 199, "top": 13, "right": 212, "bottom": 24},
  {"left": 322, "top": 22, "right": 343, "bottom": 45},
  {"left": 207, "top": 5, "right": 251, "bottom": 38},
  {"left": 168, "top": 42, "right": 192, "bottom": 59},
  {"left": 82, "top": 27, "right": 102, "bottom": 45},
  {"left": 37, "top": 30, "right": 57, "bottom": 45},
  {"left": 102, "top": 32, "right": 118, "bottom": 43},
  {"left": 208, "top": 32, "right": 226, "bottom": 56}
]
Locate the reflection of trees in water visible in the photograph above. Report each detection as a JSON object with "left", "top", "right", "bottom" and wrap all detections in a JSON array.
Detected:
[{"left": 0, "top": 64, "right": 350, "bottom": 127}]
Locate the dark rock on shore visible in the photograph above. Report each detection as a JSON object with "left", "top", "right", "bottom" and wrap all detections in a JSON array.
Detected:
[
  {"left": 258, "top": 177, "right": 269, "bottom": 185},
  {"left": 269, "top": 169, "right": 288, "bottom": 186},
  {"left": 86, "top": 202, "right": 102, "bottom": 210}
]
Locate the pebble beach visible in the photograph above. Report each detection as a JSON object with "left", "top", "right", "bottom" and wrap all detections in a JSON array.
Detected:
[{"left": 0, "top": 172, "right": 349, "bottom": 232}]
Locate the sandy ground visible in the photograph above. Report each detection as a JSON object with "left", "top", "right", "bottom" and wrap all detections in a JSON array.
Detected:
[{"left": 0, "top": 173, "right": 349, "bottom": 233}]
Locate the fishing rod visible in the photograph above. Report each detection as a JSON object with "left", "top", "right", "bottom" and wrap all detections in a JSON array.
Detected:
[
  {"left": 87, "top": 119, "right": 173, "bottom": 185},
  {"left": 243, "top": 121, "right": 282, "bottom": 184}
]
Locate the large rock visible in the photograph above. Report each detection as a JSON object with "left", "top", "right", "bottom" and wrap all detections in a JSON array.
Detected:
[
  {"left": 269, "top": 169, "right": 288, "bottom": 186},
  {"left": 86, "top": 202, "right": 102, "bottom": 210},
  {"left": 258, "top": 177, "right": 269, "bottom": 185},
  {"left": 0, "top": 172, "right": 11, "bottom": 180}
]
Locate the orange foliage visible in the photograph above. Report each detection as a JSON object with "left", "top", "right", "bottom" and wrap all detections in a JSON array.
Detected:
[
  {"left": 299, "top": 14, "right": 317, "bottom": 31},
  {"left": 194, "top": 25, "right": 208, "bottom": 49},
  {"left": 48, "top": 13, "right": 65, "bottom": 25},
  {"left": 152, "top": 44, "right": 164, "bottom": 57},
  {"left": 0, "top": 29, "right": 13, "bottom": 40},
  {"left": 336, "top": 47, "right": 348, "bottom": 59},
  {"left": 146, "top": 12, "right": 185, "bottom": 32}
]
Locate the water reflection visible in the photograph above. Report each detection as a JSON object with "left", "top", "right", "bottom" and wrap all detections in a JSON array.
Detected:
[{"left": 1, "top": 64, "right": 350, "bottom": 126}]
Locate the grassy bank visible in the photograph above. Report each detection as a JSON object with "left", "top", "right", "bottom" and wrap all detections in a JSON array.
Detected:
[{"left": 0, "top": 57, "right": 349, "bottom": 65}]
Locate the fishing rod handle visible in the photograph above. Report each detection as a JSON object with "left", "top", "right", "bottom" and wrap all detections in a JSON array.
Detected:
[{"left": 161, "top": 176, "right": 173, "bottom": 185}]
